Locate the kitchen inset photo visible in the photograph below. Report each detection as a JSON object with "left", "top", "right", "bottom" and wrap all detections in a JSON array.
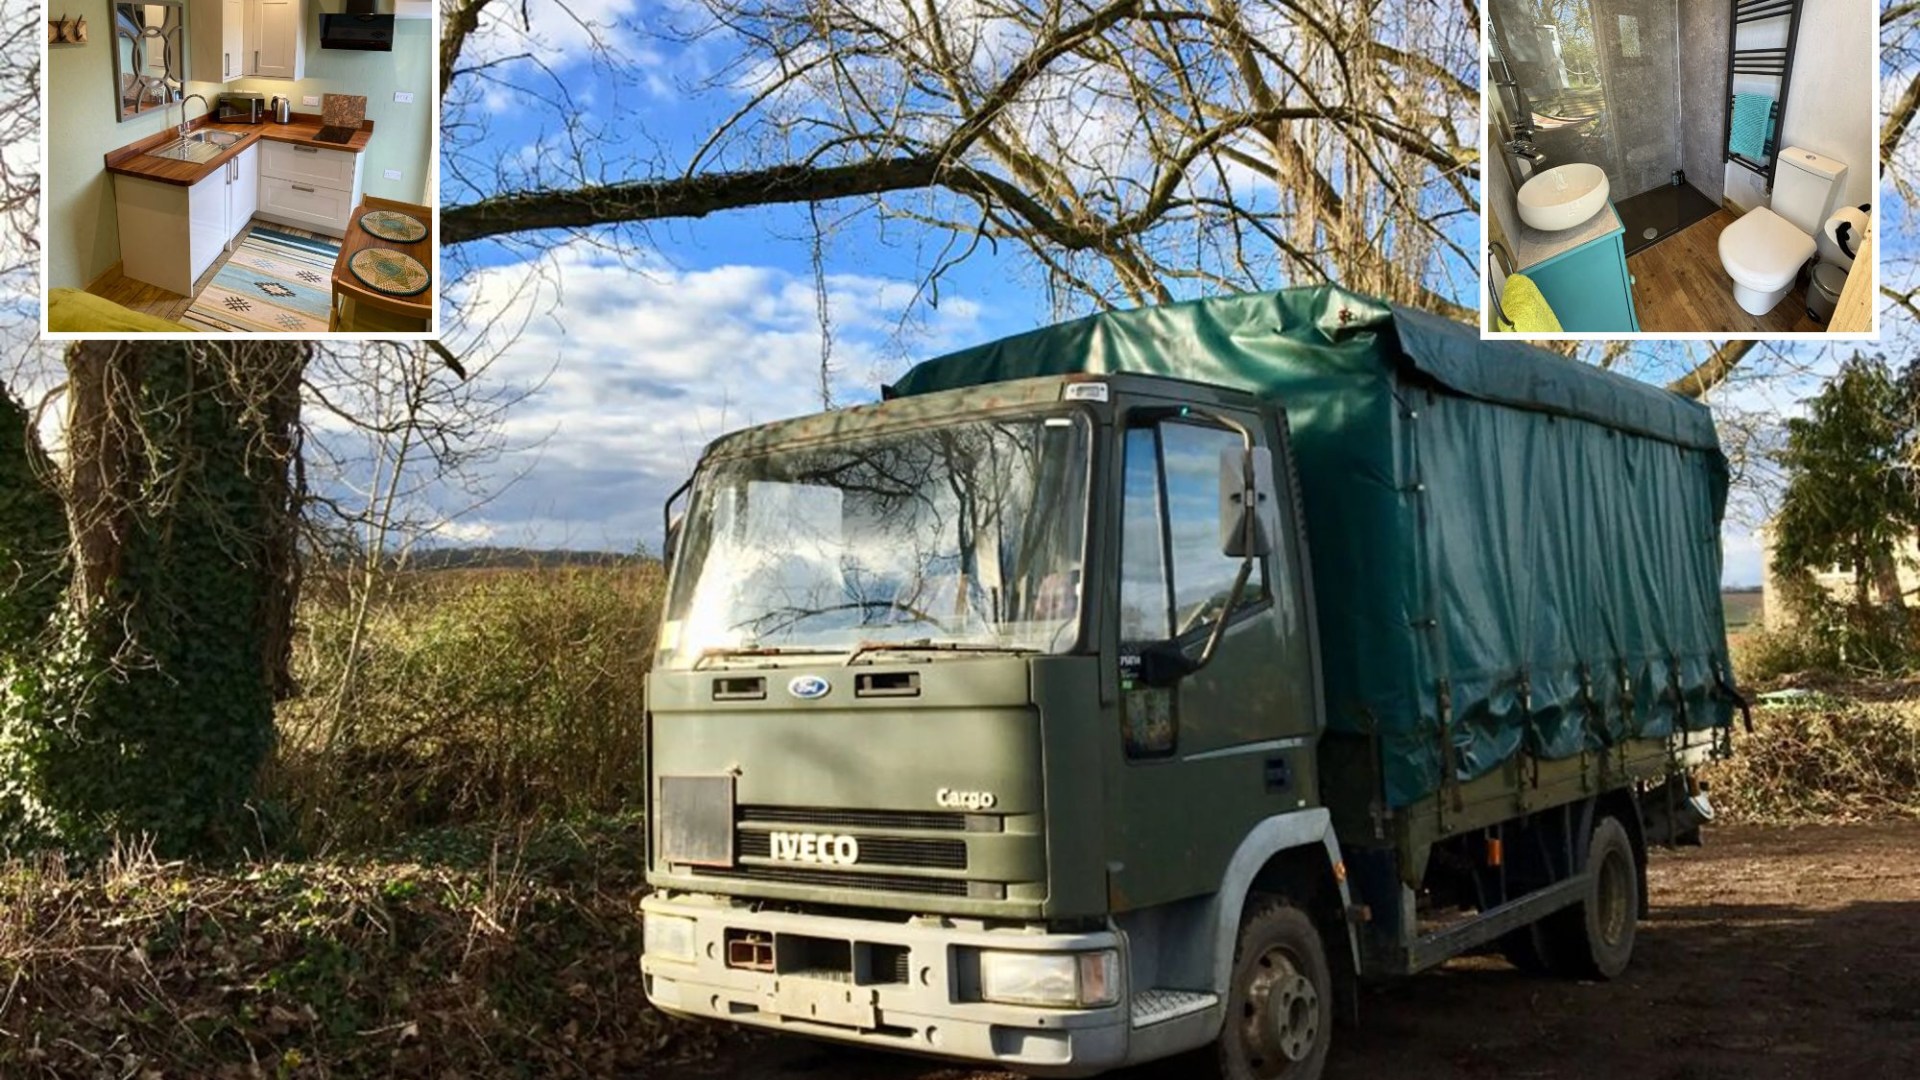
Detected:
[
  {"left": 43, "top": 0, "right": 436, "bottom": 336},
  {"left": 1483, "top": 0, "right": 1875, "bottom": 337}
]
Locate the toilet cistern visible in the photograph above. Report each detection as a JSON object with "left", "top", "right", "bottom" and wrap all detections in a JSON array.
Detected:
[{"left": 1716, "top": 146, "right": 1847, "bottom": 316}]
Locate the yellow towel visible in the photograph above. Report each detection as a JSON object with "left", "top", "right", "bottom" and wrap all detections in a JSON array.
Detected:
[{"left": 1495, "top": 273, "right": 1562, "bottom": 333}]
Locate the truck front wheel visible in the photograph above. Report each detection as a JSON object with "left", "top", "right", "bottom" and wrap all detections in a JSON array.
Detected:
[{"left": 1217, "top": 899, "right": 1333, "bottom": 1080}]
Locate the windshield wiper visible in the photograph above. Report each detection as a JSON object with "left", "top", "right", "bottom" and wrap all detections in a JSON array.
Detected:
[
  {"left": 693, "top": 645, "right": 848, "bottom": 669},
  {"left": 843, "top": 639, "right": 1041, "bottom": 666}
]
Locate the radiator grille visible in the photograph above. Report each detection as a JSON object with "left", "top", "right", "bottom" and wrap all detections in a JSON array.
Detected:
[
  {"left": 738, "top": 805, "right": 967, "bottom": 832},
  {"left": 695, "top": 865, "right": 971, "bottom": 897},
  {"left": 738, "top": 831, "right": 967, "bottom": 870}
]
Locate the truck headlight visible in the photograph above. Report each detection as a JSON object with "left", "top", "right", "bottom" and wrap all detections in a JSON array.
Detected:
[
  {"left": 978, "top": 949, "right": 1119, "bottom": 1008},
  {"left": 644, "top": 913, "right": 697, "bottom": 963}
]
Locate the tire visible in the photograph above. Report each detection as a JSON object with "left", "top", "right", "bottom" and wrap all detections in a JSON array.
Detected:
[
  {"left": 1539, "top": 814, "right": 1640, "bottom": 980},
  {"left": 1495, "top": 923, "right": 1553, "bottom": 974},
  {"left": 1216, "top": 898, "right": 1334, "bottom": 1080}
]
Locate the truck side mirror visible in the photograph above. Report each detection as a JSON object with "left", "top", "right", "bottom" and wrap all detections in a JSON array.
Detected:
[
  {"left": 663, "top": 512, "right": 684, "bottom": 566},
  {"left": 662, "top": 473, "right": 694, "bottom": 567},
  {"left": 1220, "top": 445, "right": 1275, "bottom": 558},
  {"left": 1136, "top": 640, "right": 1199, "bottom": 688}
]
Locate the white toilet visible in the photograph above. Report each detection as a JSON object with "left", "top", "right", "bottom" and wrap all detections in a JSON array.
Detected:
[{"left": 1717, "top": 147, "right": 1848, "bottom": 316}]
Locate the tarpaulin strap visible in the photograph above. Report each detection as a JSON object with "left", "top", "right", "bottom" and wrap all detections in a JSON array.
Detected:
[
  {"left": 1713, "top": 661, "right": 1755, "bottom": 735},
  {"left": 1577, "top": 662, "right": 1597, "bottom": 789},
  {"left": 1665, "top": 656, "right": 1687, "bottom": 765},
  {"left": 1616, "top": 659, "right": 1634, "bottom": 771},
  {"left": 1517, "top": 669, "right": 1540, "bottom": 790},
  {"left": 1436, "top": 679, "right": 1462, "bottom": 814}
]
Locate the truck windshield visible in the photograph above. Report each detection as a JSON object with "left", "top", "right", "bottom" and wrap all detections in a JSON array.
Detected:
[{"left": 661, "top": 412, "right": 1091, "bottom": 668}]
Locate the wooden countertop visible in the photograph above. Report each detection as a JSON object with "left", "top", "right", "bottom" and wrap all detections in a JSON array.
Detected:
[
  {"left": 331, "top": 195, "right": 434, "bottom": 327},
  {"left": 1830, "top": 216, "right": 1874, "bottom": 334},
  {"left": 105, "top": 111, "right": 375, "bottom": 187}
]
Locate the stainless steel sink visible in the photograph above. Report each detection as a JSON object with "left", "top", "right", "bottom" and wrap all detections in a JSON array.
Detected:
[{"left": 151, "top": 130, "right": 244, "bottom": 163}]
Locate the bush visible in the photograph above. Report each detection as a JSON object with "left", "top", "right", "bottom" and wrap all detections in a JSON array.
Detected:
[
  {"left": 0, "top": 818, "right": 721, "bottom": 1078},
  {"left": 1735, "top": 603, "right": 1919, "bottom": 683},
  {"left": 1703, "top": 693, "right": 1920, "bottom": 823},
  {"left": 273, "top": 563, "right": 664, "bottom": 849}
]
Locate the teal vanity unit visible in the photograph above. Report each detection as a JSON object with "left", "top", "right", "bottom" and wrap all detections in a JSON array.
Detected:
[{"left": 1524, "top": 204, "right": 1640, "bottom": 332}]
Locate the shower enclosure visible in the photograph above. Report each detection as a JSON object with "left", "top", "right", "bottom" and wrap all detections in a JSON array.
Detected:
[{"left": 1490, "top": 0, "right": 1718, "bottom": 253}]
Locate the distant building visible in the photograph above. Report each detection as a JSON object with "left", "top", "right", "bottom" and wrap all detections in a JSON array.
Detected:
[{"left": 1759, "top": 523, "right": 1920, "bottom": 629}]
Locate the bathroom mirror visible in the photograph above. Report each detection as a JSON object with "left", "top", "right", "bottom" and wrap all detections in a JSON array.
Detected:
[{"left": 112, "top": 1, "right": 185, "bottom": 122}]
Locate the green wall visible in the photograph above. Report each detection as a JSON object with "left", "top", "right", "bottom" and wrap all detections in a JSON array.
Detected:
[
  {"left": 229, "top": 18, "right": 434, "bottom": 206},
  {"left": 47, "top": 8, "right": 432, "bottom": 291},
  {"left": 46, "top": 3, "right": 223, "bottom": 290}
]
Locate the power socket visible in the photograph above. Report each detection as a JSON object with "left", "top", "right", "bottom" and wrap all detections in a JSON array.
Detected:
[
  {"left": 302, "top": 95, "right": 319, "bottom": 107},
  {"left": 384, "top": 169, "right": 402, "bottom": 181},
  {"left": 394, "top": 91, "right": 415, "bottom": 104}
]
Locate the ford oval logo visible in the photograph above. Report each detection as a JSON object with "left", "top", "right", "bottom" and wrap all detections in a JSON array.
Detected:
[{"left": 788, "top": 675, "right": 831, "bottom": 700}]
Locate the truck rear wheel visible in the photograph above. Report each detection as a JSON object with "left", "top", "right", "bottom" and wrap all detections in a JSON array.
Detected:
[
  {"left": 1540, "top": 814, "right": 1639, "bottom": 980},
  {"left": 1217, "top": 899, "right": 1332, "bottom": 1080}
]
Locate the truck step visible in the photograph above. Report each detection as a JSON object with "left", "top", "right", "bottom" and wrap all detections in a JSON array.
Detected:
[{"left": 1131, "top": 988, "right": 1217, "bottom": 1028}]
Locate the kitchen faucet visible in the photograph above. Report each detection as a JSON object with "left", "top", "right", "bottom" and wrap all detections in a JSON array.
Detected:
[{"left": 177, "top": 93, "right": 210, "bottom": 136}]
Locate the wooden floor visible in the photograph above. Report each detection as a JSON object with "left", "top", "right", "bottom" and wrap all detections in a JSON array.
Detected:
[
  {"left": 85, "top": 219, "right": 335, "bottom": 327},
  {"left": 1628, "top": 208, "right": 1825, "bottom": 334}
]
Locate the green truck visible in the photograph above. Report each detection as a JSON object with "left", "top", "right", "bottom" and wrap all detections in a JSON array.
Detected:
[{"left": 640, "top": 287, "right": 1739, "bottom": 1079}]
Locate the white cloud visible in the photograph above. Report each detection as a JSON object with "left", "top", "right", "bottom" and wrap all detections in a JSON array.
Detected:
[{"left": 438, "top": 243, "right": 988, "bottom": 549}]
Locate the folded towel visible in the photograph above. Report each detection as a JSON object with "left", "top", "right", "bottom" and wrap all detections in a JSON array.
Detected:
[
  {"left": 1495, "top": 272, "right": 1563, "bottom": 333},
  {"left": 1729, "top": 93, "right": 1775, "bottom": 160}
]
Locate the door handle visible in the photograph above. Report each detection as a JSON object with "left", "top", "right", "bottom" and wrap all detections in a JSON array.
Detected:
[
  {"left": 254, "top": 50, "right": 260, "bottom": 71},
  {"left": 224, "top": 52, "right": 230, "bottom": 77},
  {"left": 294, "top": 146, "right": 318, "bottom": 153},
  {"left": 292, "top": 184, "right": 315, "bottom": 193}
]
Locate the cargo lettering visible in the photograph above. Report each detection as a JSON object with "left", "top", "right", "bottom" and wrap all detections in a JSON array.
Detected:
[
  {"left": 936, "top": 788, "right": 997, "bottom": 811},
  {"left": 769, "top": 831, "right": 860, "bottom": 865}
]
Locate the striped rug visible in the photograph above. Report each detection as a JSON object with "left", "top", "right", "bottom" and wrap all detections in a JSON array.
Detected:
[{"left": 182, "top": 228, "right": 340, "bottom": 333}]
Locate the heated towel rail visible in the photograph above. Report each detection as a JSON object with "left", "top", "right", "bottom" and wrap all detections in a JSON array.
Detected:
[{"left": 1722, "top": 0, "right": 1802, "bottom": 190}]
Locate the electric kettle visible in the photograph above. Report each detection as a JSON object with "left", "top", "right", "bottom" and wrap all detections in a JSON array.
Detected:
[{"left": 271, "top": 96, "right": 291, "bottom": 124}]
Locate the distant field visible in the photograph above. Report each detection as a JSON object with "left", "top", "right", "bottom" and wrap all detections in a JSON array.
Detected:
[{"left": 1723, "top": 590, "right": 1763, "bottom": 632}]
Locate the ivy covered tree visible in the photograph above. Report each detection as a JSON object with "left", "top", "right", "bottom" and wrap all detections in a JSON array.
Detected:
[
  {"left": 1771, "top": 354, "right": 1920, "bottom": 619},
  {"left": 0, "top": 345, "right": 306, "bottom": 856},
  {"left": 0, "top": 387, "right": 65, "bottom": 654}
]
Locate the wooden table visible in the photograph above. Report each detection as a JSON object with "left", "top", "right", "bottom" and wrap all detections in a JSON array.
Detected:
[{"left": 330, "top": 195, "right": 433, "bottom": 332}]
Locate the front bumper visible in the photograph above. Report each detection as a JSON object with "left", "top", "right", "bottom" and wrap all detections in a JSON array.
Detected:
[{"left": 640, "top": 892, "right": 1130, "bottom": 1076}]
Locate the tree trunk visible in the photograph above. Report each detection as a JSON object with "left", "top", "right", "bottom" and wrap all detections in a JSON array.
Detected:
[{"left": 63, "top": 346, "right": 142, "bottom": 611}]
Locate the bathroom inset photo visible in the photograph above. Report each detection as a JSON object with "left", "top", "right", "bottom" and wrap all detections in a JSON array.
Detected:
[
  {"left": 1482, "top": 0, "right": 1876, "bottom": 338},
  {"left": 42, "top": 0, "right": 436, "bottom": 337}
]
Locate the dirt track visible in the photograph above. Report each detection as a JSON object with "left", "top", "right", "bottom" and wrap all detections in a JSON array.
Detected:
[{"left": 671, "top": 822, "right": 1920, "bottom": 1080}]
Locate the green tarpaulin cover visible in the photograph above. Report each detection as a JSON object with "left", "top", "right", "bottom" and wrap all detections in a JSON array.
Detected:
[{"left": 890, "top": 285, "right": 1735, "bottom": 809}]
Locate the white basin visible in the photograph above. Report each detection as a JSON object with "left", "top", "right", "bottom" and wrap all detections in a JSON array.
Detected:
[{"left": 1517, "top": 163, "right": 1609, "bottom": 232}]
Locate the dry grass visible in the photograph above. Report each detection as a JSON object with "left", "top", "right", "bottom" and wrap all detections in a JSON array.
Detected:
[
  {"left": 272, "top": 563, "right": 664, "bottom": 850},
  {"left": 0, "top": 819, "right": 722, "bottom": 1079},
  {"left": 1703, "top": 688, "right": 1920, "bottom": 824}
]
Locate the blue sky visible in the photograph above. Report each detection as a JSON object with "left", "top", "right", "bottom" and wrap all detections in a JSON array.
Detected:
[{"left": 426, "top": 1, "right": 1915, "bottom": 588}]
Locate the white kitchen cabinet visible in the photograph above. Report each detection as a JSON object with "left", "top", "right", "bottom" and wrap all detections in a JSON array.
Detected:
[
  {"left": 247, "top": 0, "right": 305, "bottom": 80},
  {"left": 227, "top": 143, "right": 261, "bottom": 247},
  {"left": 256, "top": 140, "right": 364, "bottom": 237},
  {"left": 114, "top": 143, "right": 262, "bottom": 296},
  {"left": 187, "top": 174, "right": 228, "bottom": 285},
  {"left": 189, "top": 0, "right": 247, "bottom": 83}
]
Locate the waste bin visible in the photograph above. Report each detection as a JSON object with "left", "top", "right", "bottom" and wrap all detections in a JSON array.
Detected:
[{"left": 1806, "top": 262, "right": 1846, "bottom": 322}]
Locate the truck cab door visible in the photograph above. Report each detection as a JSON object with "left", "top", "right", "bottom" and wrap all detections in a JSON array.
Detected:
[{"left": 1106, "top": 407, "right": 1319, "bottom": 912}]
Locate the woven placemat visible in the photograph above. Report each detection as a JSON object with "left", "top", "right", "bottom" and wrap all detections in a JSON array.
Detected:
[
  {"left": 360, "top": 210, "right": 426, "bottom": 243},
  {"left": 348, "top": 247, "right": 431, "bottom": 297}
]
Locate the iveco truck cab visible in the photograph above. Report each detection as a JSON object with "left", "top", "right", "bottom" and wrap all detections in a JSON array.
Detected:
[{"left": 639, "top": 289, "right": 1734, "bottom": 1079}]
